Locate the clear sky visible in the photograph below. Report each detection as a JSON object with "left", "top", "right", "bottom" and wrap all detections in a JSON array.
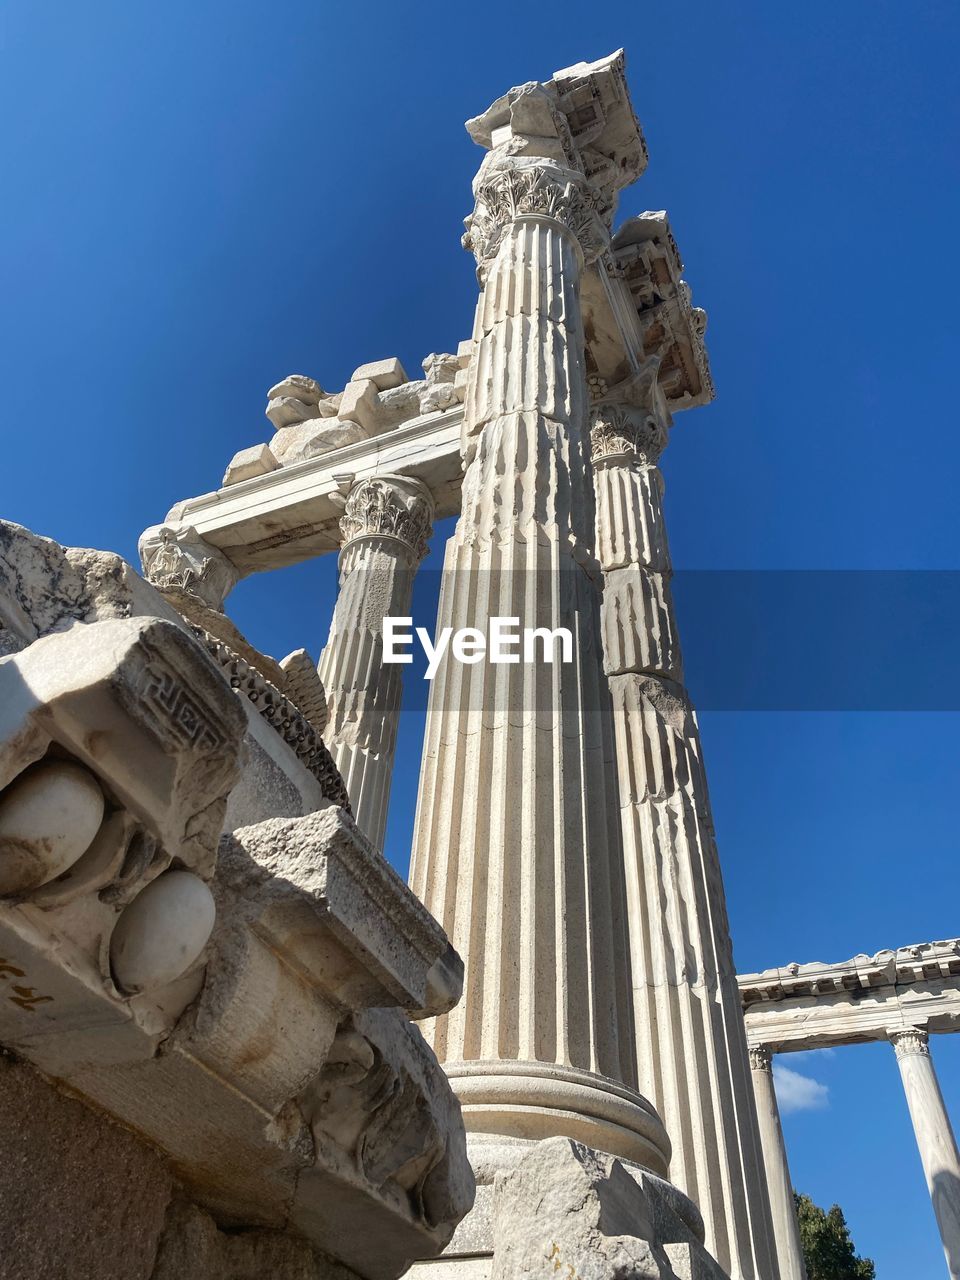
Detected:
[{"left": 2, "top": 3, "right": 958, "bottom": 1274}]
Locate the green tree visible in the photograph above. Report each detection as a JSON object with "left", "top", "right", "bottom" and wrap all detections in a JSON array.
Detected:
[{"left": 795, "top": 1193, "right": 875, "bottom": 1280}]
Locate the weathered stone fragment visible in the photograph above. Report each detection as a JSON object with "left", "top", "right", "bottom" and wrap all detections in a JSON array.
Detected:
[
  {"left": 489, "top": 1138, "right": 676, "bottom": 1279},
  {"left": 223, "top": 441, "right": 278, "bottom": 486},
  {"left": 271, "top": 419, "right": 367, "bottom": 465},
  {"left": 418, "top": 353, "right": 460, "bottom": 414},
  {"left": 139, "top": 523, "right": 240, "bottom": 611},
  {"left": 280, "top": 647, "right": 329, "bottom": 733},
  {"left": 351, "top": 357, "right": 408, "bottom": 390},
  {"left": 338, "top": 378, "right": 380, "bottom": 434},
  {"left": 0, "top": 520, "right": 185, "bottom": 653}
]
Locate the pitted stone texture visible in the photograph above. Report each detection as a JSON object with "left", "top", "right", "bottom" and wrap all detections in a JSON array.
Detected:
[
  {"left": 266, "top": 375, "right": 336, "bottom": 431},
  {"left": 271, "top": 419, "right": 367, "bottom": 465},
  {"left": 376, "top": 380, "right": 427, "bottom": 429},
  {"left": 419, "top": 354, "right": 460, "bottom": 414},
  {"left": 338, "top": 379, "right": 380, "bottom": 433},
  {"left": 489, "top": 1138, "right": 679, "bottom": 1279},
  {"left": 139, "top": 524, "right": 240, "bottom": 612},
  {"left": 0, "top": 520, "right": 185, "bottom": 654},
  {"left": 280, "top": 648, "right": 329, "bottom": 734},
  {"left": 223, "top": 442, "right": 278, "bottom": 486},
  {"left": 221, "top": 808, "right": 462, "bottom": 1020},
  {"left": 294, "top": 1005, "right": 475, "bottom": 1275},
  {"left": 351, "top": 358, "right": 408, "bottom": 390},
  {"left": 268, "top": 374, "right": 326, "bottom": 407},
  {"left": 151, "top": 1200, "right": 360, "bottom": 1280},
  {"left": 0, "top": 1054, "right": 173, "bottom": 1280}
]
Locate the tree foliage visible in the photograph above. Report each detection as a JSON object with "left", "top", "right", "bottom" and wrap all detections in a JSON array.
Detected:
[{"left": 795, "top": 1193, "right": 875, "bottom": 1280}]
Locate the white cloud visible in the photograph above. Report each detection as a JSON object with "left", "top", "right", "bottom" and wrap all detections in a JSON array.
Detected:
[
  {"left": 787, "top": 1048, "right": 835, "bottom": 1067},
  {"left": 773, "top": 1063, "right": 830, "bottom": 1114}
]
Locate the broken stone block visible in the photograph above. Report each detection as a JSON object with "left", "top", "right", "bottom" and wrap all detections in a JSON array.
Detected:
[
  {"left": 266, "top": 375, "right": 336, "bottom": 431},
  {"left": 456, "top": 338, "right": 475, "bottom": 366},
  {"left": 267, "top": 374, "right": 325, "bottom": 405},
  {"left": 376, "top": 380, "right": 427, "bottom": 430},
  {"left": 271, "top": 420, "right": 367, "bottom": 466},
  {"left": 279, "top": 648, "right": 328, "bottom": 734},
  {"left": 0, "top": 520, "right": 187, "bottom": 655},
  {"left": 337, "top": 378, "right": 380, "bottom": 434},
  {"left": 351, "top": 357, "right": 408, "bottom": 390},
  {"left": 139, "top": 524, "right": 240, "bottom": 612},
  {"left": 222, "top": 442, "right": 278, "bottom": 487},
  {"left": 490, "top": 1137, "right": 678, "bottom": 1279},
  {"left": 418, "top": 353, "right": 460, "bottom": 414}
]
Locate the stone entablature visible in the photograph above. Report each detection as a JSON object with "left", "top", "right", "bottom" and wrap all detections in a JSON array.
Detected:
[
  {"left": 167, "top": 406, "right": 465, "bottom": 574},
  {"left": 739, "top": 939, "right": 960, "bottom": 1052},
  {"left": 611, "top": 212, "right": 714, "bottom": 410},
  {"left": 742, "top": 942, "right": 960, "bottom": 1280}
]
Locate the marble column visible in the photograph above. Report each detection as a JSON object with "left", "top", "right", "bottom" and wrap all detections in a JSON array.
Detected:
[
  {"left": 408, "top": 146, "right": 671, "bottom": 1180},
  {"left": 318, "top": 474, "right": 434, "bottom": 852},
  {"left": 891, "top": 1028, "right": 960, "bottom": 1279},
  {"left": 591, "top": 383, "right": 780, "bottom": 1279},
  {"left": 749, "top": 1048, "right": 807, "bottom": 1280}
]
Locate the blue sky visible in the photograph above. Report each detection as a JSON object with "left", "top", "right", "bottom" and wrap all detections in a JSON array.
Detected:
[{"left": 2, "top": 3, "right": 958, "bottom": 1273}]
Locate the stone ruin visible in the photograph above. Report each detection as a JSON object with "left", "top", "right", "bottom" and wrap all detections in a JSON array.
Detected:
[
  {"left": 14, "top": 47, "right": 958, "bottom": 1280},
  {"left": 0, "top": 519, "right": 472, "bottom": 1279},
  {"left": 0, "top": 49, "right": 759, "bottom": 1280}
]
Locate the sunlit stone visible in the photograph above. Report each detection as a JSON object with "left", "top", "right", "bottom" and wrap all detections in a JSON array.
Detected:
[
  {"left": 0, "top": 759, "right": 105, "bottom": 895},
  {"left": 110, "top": 869, "right": 215, "bottom": 993}
]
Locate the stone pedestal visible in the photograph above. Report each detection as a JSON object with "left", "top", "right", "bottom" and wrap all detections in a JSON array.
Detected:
[
  {"left": 748, "top": 1048, "right": 806, "bottom": 1280},
  {"left": 319, "top": 474, "right": 434, "bottom": 851},
  {"left": 406, "top": 1137, "right": 732, "bottom": 1280},
  {"left": 892, "top": 1029, "right": 960, "bottom": 1279},
  {"left": 591, "top": 387, "right": 779, "bottom": 1279}
]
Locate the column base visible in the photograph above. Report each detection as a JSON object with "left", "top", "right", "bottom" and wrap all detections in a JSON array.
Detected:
[
  {"left": 404, "top": 1135, "right": 731, "bottom": 1280},
  {"left": 445, "top": 1059, "right": 671, "bottom": 1178}
]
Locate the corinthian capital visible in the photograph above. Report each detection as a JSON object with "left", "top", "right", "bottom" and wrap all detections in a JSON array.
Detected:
[
  {"left": 590, "top": 365, "right": 670, "bottom": 465},
  {"left": 891, "top": 1027, "right": 931, "bottom": 1059},
  {"left": 339, "top": 475, "right": 435, "bottom": 561},
  {"left": 748, "top": 1045, "right": 773, "bottom": 1073},
  {"left": 590, "top": 402, "right": 667, "bottom": 466},
  {"left": 463, "top": 160, "right": 609, "bottom": 271},
  {"left": 138, "top": 524, "right": 240, "bottom": 612}
]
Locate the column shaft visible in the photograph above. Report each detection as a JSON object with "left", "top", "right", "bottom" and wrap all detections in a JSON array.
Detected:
[
  {"left": 892, "top": 1029, "right": 960, "bottom": 1279},
  {"left": 319, "top": 475, "right": 433, "bottom": 851},
  {"left": 592, "top": 397, "right": 780, "bottom": 1279},
  {"left": 749, "top": 1048, "right": 807, "bottom": 1280},
  {"left": 409, "top": 169, "right": 668, "bottom": 1175}
]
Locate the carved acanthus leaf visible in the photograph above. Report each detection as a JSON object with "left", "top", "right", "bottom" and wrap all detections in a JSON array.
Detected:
[
  {"left": 464, "top": 163, "right": 608, "bottom": 269},
  {"left": 590, "top": 403, "right": 666, "bottom": 465},
  {"left": 891, "top": 1027, "right": 931, "bottom": 1059},
  {"left": 339, "top": 476, "right": 434, "bottom": 561}
]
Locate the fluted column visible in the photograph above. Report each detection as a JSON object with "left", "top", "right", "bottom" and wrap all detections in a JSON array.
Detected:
[
  {"left": 408, "top": 154, "right": 670, "bottom": 1179},
  {"left": 318, "top": 474, "right": 434, "bottom": 851},
  {"left": 592, "top": 385, "right": 780, "bottom": 1280},
  {"left": 749, "top": 1048, "right": 807, "bottom": 1280},
  {"left": 891, "top": 1029, "right": 960, "bottom": 1279}
]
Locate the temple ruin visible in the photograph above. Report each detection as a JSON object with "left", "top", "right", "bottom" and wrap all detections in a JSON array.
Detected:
[{"left": 2, "top": 48, "right": 957, "bottom": 1280}]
